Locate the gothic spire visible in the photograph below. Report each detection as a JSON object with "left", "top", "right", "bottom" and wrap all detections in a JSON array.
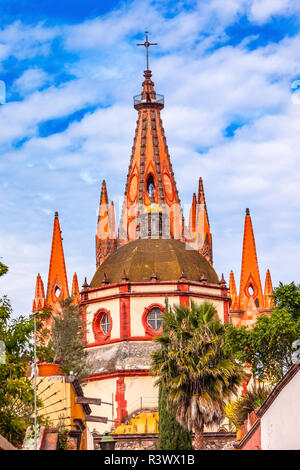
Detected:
[
  {"left": 46, "top": 212, "right": 69, "bottom": 307},
  {"left": 118, "top": 68, "right": 181, "bottom": 242},
  {"left": 264, "top": 269, "right": 274, "bottom": 309},
  {"left": 96, "top": 180, "right": 117, "bottom": 267},
  {"left": 189, "top": 193, "right": 197, "bottom": 234},
  {"left": 238, "top": 208, "right": 263, "bottom": 310},
  {"left": 97, "top": 180, "right": 109, "bottom": 243},
  {"left": 71, "top": 272, "right": 80, "bottom": 304},
  {"left": 187, "top": 177, "right": 213, "bottom": 264},
  {"left": 228, "top": 270, "right": 239, "bottom": 310},
  {"left": 32, "top": 273, "right": 45, "bottom": 312}
]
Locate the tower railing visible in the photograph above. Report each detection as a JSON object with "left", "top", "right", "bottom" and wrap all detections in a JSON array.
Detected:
[{"left": 133, "top": 94, "right": 164, "bottom": 106}]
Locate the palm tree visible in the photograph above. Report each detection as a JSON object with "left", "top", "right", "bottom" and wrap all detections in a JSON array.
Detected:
[{"left": 151, "top": 300, "right": 245, "bottom": 450}]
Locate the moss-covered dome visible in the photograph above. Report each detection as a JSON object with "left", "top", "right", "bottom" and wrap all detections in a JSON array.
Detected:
[{"left": 90, "top": 239, "right": 219, "bottom": 287}]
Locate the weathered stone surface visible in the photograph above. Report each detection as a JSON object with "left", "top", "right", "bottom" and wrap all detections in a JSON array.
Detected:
[
  {"left": 96, "top": 434, "right": 237, "bottom": 451},
  {"left": 87, "top": 341, "right": 159, "bottom": 375}
]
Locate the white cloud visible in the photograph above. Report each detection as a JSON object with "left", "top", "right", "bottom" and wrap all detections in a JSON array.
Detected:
[
  {"left": 0, "top": 21, "right": 58, "bottom": 64},
  {"left": 0, "top": 77, "right": 104, "bottom": 146},
  {"left": 80, "top": 171, "right": 97, "bottom": 185},
  {"left": 249, "top": 0, "right": 299, "bottom": 24},
  {"left": 13, "top": 68, "right": 51, "bottom": 95}
]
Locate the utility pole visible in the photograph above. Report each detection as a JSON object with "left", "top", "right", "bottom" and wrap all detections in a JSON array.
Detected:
[{"left": 33, "top": 310, "right": 38, "bottom": 450}]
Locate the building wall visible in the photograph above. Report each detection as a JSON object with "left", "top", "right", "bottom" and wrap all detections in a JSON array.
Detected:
[
  {"left": 190, "top": 296, "right": 224, "bottom": 322},
  {"left": 84, "top": 375, "right": 158, "bottom": 435},
  {"left": 261, "top": 371, "right": 300, "bottom": 450},
  {"left": 35, "top": 375, "right": 89, "bottom": 449},
  {"left": 125, "top": 375, "right": 158, "bottom": 415},
  {"left": 86, "top": 297, "right": 120, "bottom": 343},
  {"left": 241, "top": 425, "right": 261, "bottom": 450},
  {"left": 85, "top": 283, "right": 226, "bottom": 344},
  {"left": 83, "top": 376, "right": 116, "bottom": 433},
  {"left": 129, "top": 295, "right": 179, "bottom": 337},
  {"left": 83, "top": 281, "right": 227, "bottom": 435},
  {"left": 36, "top": 376, "right": 69, "bottom": 426},
  {"left": 95, "top": 434, "right": 236, "bottom": 451}
]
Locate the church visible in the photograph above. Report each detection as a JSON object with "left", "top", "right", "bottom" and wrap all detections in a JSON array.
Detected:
[{"left": 32, "top": 50, "right": 274, "bottom": 434}]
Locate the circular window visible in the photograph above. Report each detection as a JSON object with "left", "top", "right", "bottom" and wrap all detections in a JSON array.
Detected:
[
  {"left": 92, "top": 309, "right": 112, "bottom": 343},
  {"left": 147, "top": 307, "right": 163, "bottom": 331},
  {"left": 100, "top": 313, "right": 111, "bottom": 334}
]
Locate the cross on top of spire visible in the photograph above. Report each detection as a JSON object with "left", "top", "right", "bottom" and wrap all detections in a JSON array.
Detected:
[{"left": 136, "top": 32, "right": 158, "bottom": 70}]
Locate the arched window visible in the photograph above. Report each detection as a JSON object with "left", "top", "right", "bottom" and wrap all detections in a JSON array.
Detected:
[
  {"left": 55, "top": 286, "right": 61, "bottom": 298},
  {"left": 92, "top": 309, "right": 112, "bottom": 343}
]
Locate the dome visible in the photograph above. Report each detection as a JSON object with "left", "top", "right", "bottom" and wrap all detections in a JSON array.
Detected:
[{"left": 90, "top": 239, "right": 219, "bottom": 287}]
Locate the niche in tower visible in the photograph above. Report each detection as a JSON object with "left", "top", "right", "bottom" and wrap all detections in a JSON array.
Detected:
[{"left": 146, "top": 173, "right": 155, "bottom": 199}]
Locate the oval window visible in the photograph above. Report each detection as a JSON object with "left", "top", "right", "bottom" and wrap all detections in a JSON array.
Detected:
[{"left": 100, "top": 313, "right": 111, "bottom": 334}]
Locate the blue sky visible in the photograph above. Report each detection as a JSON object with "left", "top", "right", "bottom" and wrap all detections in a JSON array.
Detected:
[{"left": 1, "top": 0, "right": 300, "bottom": 315}]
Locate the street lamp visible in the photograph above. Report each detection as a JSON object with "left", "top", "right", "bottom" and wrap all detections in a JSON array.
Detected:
[{"left": 99, "top": 431, "right": 116, "bottom": 451}]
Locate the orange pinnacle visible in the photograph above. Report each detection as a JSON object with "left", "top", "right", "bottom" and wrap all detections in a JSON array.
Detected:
[
  {"left": 46, "top": 212, "right": 69, "bottom": 307},
  {"left": 238, "top": 208, "right": 263, "bottom": 310}
]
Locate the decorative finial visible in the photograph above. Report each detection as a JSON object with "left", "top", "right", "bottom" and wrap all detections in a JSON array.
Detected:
[
  {"left": 179, "top": 270, "right": 186, "bottom": 281},
  {"left": 54, "top": 211, "right": 59, "bottom": 219},
  {"left": 122, "top": 269, "right": 129, "bottom": 282},
  {"left": 136, "top": 32, "right": 158, "bottom": 70},
  {"left": 200, "top": 273, "right": 207, "bottom": 283},
  {"left": 246, "top": 208, "right": 250, "bottom": 216},
  {"left": 151, "top": 271, "right": 158, "bottom": 281},
  {"left": 82, "top": 277, "right": 89, "bottom": 290},
  {"left": 219, "top": 273, "right": 226, "bottom": 286}
]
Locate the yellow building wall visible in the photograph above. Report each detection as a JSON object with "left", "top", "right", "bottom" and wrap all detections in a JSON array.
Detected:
[
  {"left": 69, "top": 383, "right": 87, "bottom": 450},
  {"left": 35, "top": 376, "right": 88, "bottom": 449},
  {"left": 36, "top": 376, "right": 69, "bottom": 427}
]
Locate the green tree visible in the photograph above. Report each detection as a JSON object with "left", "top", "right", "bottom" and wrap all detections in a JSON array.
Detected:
[
  {"left": 0, "top": 262, "right": 42, "bottom": 446},
  {"left": 225, "top": 296, "right": 300, "bottom": 384},
  {"left": 272, "top": 282, "right": 300, "bottom": 320},
  {"left": 151, "top": 300, "right": 244, "bottom": 450},
  {"left": 49, "top": 297, "right": 89, "bottom": 381},
  {"left": 158, "top": 385, "right": 193, "bottom": 450},
  {"left": 0, "top": 261, "right": 8, "bottom": 277}
]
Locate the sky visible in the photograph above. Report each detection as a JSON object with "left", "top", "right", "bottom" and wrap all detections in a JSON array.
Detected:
[{"left": 1, "top": 0, "right": 300, "bottom": 316}]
